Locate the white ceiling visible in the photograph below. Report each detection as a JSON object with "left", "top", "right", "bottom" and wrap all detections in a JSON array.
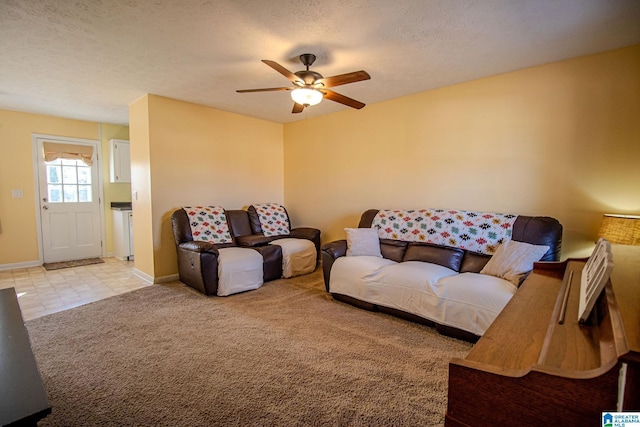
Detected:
[{"left": 1, "top": 0, "right": 640, "bottom": 125}]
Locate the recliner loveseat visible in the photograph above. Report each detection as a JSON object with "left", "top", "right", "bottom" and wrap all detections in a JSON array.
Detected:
[{"left": 171, "top": 204, "right": 320, "bottom": 296}]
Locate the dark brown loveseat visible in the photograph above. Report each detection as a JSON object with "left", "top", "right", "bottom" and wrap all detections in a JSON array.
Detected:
[{"left": 171, "top": 207, "right": 320, "bottom": 296}]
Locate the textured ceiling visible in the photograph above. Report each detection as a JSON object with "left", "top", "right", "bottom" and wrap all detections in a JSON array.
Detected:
[{"left": 1, "top": 0, "right": 640, "bottom": 125}]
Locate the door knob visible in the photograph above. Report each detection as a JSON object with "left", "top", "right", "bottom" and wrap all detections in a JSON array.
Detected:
[{"left": 42, "top": 205, "right": 49, "bottom": 210}]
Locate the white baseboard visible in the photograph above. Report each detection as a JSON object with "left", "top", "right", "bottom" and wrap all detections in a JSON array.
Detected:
[
  {"left": 132, "top": 268, "right": 153, "bottom": 284},
  {"left": 0, "top": 260, "right": 42, "bottom": 271},
  {"left": 132, "top": 269, "right": 178, "bottom": 284}
]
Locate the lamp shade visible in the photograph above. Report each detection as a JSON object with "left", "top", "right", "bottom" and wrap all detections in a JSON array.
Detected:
[
  {"left": 291, "top": 88, "right": 323, "bottom": 106},
  {"left": 597, "top": 214, "right": 640, "bottom": 245}
]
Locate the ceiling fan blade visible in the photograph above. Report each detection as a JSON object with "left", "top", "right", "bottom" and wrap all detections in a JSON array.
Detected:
[
  {"left": 317, "top": 70, "right": 371, "bottom": 88},
  {"left": 236, "top": 87, "right": 292, "bottom": 93},
  {"left": 292, "top": 103, "right": 305, "bottom": 114},
  {"left": 262, "top": 60, "right": 304, "bottom": 85},
  {"left": 321, "top": 89, "right": 366, "bottom": 109}
]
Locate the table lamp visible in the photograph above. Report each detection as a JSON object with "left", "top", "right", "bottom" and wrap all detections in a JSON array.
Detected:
[{"left": 597, "top": 214, "right": 640, "bottom": 245}]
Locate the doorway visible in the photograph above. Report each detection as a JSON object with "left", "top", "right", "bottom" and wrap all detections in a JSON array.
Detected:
[{"left": 34, "top": 135, "right": 104, "bottom": 263}]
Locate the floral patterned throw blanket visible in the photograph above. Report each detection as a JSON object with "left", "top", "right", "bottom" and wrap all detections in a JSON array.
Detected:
[
  {"left": 253, "top": 203, "right": 291, "bottom": 236},
  {"left": 372, "top": 209, "right": 518, "bottom": 255},
  {"left": 184, "top": 206, "right": 233, "bottom": 244}
]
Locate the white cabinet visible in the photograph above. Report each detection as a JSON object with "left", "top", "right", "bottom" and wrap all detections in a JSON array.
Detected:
[
  {"left": 109, "top": 139, "right": 131, "bottom": 183},
  {"left": 113, "top": 210, "right": 134, "bottom": 260}
]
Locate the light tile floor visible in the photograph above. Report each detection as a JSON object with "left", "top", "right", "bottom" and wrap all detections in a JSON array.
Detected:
[{"left": 0, "top": 257, "right": 152, "bottom": 321}]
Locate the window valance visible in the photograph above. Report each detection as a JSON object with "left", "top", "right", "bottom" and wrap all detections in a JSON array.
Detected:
[{"left": 43, "top": 142, "right": 93, "bottom": 166}]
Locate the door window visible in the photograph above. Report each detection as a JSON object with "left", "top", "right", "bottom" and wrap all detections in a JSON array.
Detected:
[{"left": 46, "top": 158, "right": 92, "bottom": 203}]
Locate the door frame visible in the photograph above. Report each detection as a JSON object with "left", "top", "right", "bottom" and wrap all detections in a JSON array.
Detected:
[{"left": 32, "top": 133, "right": 106, "bottom": 264}]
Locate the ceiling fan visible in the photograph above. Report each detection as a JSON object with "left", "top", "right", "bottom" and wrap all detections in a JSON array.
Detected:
[{"left": 236, "top": 53, "right": 371, "bottom": 114}]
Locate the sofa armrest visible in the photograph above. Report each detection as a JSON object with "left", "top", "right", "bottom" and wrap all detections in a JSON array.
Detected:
[
  {"left": 235, "top": 235, "right": 273, "bottom": 247},
  {"left": 322, "top": 240, "right": 347, "bottom": 259},
  {"left": 290, "top": 227, "right": 321, "bottom": 261},
  {"left": 178, "top": 241, "right": 219, "bottom": 255},
  {"left": 289, "top": 227, "right": 320, "bottom": 241},
  {"left": 321, "top": 240, "right": 347, "bottom": 292},
  {"left": 176, "top": 243, "right": 220, "bottom": 296}
]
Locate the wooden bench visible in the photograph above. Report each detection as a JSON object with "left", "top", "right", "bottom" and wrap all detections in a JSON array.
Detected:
[{"left": 1, "top": 288, "right": 50, "bottom": 426}]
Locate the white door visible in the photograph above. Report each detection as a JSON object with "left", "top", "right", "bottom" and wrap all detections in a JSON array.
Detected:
[{"left": 36, "top": 138, "right": 103, "bottom": 263}]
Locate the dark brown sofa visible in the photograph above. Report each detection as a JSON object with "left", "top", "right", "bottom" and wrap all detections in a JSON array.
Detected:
[{"left": 321, "top": 209, "right": 563, "bottom": 341}]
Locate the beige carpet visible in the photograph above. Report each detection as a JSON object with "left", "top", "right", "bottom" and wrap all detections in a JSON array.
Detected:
[{"left": 26, "top": 268, "right": 472, "bottom": 427}]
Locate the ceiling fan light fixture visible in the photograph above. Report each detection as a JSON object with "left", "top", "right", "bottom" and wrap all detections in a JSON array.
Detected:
[
  {"left": 291, "top": 88, "right": 323, "bottom": 106},
  {"left": 237, "top": 55, "right": 370, "bottom": 113}
]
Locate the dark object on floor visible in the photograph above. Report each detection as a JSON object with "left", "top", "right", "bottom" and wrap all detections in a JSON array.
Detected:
[
  {"left": 43, "top": 257, "right": 105, "bottom": 271},
  {"left": 0, "top": 288, "right": 51, "bottom": 426}
]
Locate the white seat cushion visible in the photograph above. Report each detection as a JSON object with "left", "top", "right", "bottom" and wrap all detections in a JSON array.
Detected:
[
  {"left": 329, "top": 257, "right": 516, "bottom": 336},
  {"left": 269, "top": 238, "right": 316, "bottom": 278},
  {"left": 434, "top": 272, "right": 516, "bottom": 335},
  {"left": 366, "top": 261, "right": 458, "bottom": 314},
  {"left": 329, "top": 256, "right": 398, "bottom": 298},
  {"left": 217, "top": 247, "right": 263, "bottom": 296}
]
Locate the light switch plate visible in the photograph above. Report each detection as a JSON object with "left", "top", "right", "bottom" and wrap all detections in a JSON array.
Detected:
[{"left": 11, "top": 189, "right": 23, "bottom": 198}]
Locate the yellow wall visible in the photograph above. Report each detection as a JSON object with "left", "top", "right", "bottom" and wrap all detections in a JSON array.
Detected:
[
  {"left": 0, "top": 110, "right": 99, "bottom": 266},
  {"left": 129, "top": 96, "right": 155, "bottom": 278},
  {"left": 3, "top": 45, "right": 637, "bottom": 273},
  {"left": 129, "top": 94, "right": 284, "bottom": 280},
  {"left": 283, "top": 45, "right": 640, "bottom": 259},
  {"left": 100, "top": 123, "right": 131, "bottom": 255}
]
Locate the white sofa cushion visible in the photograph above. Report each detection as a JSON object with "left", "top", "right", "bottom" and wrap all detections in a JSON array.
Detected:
[
  {"left": 329, "top": 256, "right": 397, "bottom": 299},
  {"left": 364, "top": 262, "right": 457, "bottom": 328},
  {"left": 269, "top": 238, "right": 316, "bottom": 278},
  {"left": 217, "top": 247, "right": 263, "bottom": 296},
  {"left": 331, "top": 259, "right": 457, "bottom": 324},
  {"left": 367, "top": 261, "right": 458, "bottom": 307},
  {"left": 434, "top": 273, "right": 517, "bottom": 335},
  {"left": 330, "top": 257, "right": 517, "bottom": 336}
]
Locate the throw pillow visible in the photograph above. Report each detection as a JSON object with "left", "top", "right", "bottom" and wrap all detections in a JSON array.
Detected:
[
  {"left": 346, "top": 228, "right": 382, "bottom": 257},
  {"left": 480, "top": 239, "right": 549, "bottom": 286}
]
